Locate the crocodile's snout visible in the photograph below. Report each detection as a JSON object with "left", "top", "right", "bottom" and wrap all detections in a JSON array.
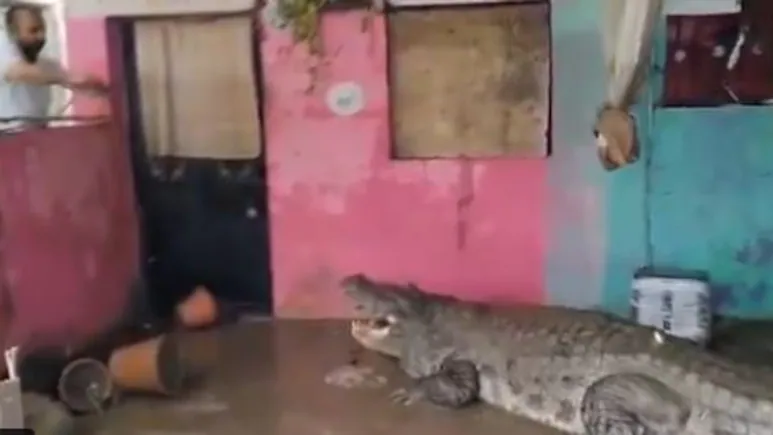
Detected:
[{"left": 340, "top": 273, "right": 371, "bottom": 290}]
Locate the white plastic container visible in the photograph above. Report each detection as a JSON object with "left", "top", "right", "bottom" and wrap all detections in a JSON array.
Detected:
[
  {"left": 630, "top": 267, "right": 712, "bottom": 345},
  {"left": 0, "top": 347, "right": 23, "bottom": 429}
]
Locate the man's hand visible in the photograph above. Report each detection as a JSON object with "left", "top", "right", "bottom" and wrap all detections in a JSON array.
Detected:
[{"left": 67, "top": 74, "right": 109, "bottom": 95}]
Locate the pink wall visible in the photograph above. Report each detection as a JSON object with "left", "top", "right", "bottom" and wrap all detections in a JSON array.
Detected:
[
  {"left": 0, "top": 124, "right": 139, "bottom": 354},
  {"left": 64, "top": 11, "right": 547, "bottom": 318},
  {"left": 262, "top": 12, "right": 547, "bottom": 317},
  {"left": 66, "top": 18, "right": 111, "bottom": 116}
]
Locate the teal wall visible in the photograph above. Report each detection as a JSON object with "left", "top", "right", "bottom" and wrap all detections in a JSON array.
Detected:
[
  {"left": 587, "top": 4, "right": 773, "bottom": 318},
  {"left": 646, "top": 107, "right": 773, "bottom": 318}
]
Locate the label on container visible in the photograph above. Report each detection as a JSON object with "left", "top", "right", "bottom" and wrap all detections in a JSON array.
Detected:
[{"left": 631, "top": 276, "right": 711, "bottom": 344}]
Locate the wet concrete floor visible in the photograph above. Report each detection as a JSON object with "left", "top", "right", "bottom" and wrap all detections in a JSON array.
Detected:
[{"left": 82, "top": 319, "right": 562, "bottom": 435}]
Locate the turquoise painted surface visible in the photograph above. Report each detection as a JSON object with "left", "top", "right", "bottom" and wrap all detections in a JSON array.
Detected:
[
  {"left": 600, "top": 101, "right": 649, "bottom": 316},
  {"left": 546, "top": 0, "right": 607, "bottom": 309},
  {"left": 601, "top": 14, "right": 773, "bottom": 318},
  {"left": 599, "top": 18, "right": 664, "bottom": 315},
  {"left": 649, "top": 107, "right": 773, "bottom": 318}
]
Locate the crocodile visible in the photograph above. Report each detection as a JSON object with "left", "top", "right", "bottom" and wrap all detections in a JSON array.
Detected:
[{"left": 341, "top": 273, "right": 773, "bottom": 435}]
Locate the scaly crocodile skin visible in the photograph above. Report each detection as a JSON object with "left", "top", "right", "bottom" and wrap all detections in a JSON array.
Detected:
[{"left": 342, "top": 274, "right": 773, "bottom": 435}]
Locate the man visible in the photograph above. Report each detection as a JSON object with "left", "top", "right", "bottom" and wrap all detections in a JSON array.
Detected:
[{"left": 0, "top": 3, "right": 108, "bottom": 126}]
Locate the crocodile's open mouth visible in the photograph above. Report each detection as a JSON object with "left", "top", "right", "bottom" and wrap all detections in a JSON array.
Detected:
[
  {"left": 350, "top": 315, "right": 402, "bottom": 357},
  {"left": 351, "top": 315, "right": 395, "bottom": 335}
]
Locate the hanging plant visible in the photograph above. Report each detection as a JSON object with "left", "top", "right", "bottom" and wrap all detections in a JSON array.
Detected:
[
  {"left": 270, "top": 0, "right": 383, "bottom": 54},
  {"left": 266, "top": 0, "right": 382, "bottom": 92},
  {"left": 274, "top": 0, "right": 328, "bottom": 55}
]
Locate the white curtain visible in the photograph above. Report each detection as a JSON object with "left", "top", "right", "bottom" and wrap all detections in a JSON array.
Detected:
[
  {"left": 600, "top": 0, "right": 662, "bottom": 108},
  {"left": 133, "top": 15, "right": 262, "bottom": 160},
  {"left": 595, "top": 0, "right": 662, "bottom": 170}
]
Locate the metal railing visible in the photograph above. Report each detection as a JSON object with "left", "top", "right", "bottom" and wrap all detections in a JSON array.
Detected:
[{"left": 0, "top": 115, "right": 111, "bottom": 135}]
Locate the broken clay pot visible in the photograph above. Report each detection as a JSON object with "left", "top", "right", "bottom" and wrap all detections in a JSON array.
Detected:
[
  {"left": 108, "top": 334, "right": 184, "bottom": 396},
  {"left": 175, "top": 286, "right": 219, "bottom": 329}
]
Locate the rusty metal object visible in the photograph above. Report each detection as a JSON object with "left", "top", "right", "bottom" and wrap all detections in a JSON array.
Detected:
[{"left": 57, "top": 358, "right": 114, "bottom": 414}]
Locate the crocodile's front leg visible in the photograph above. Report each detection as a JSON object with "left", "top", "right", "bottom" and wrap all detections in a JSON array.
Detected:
[{"left": 391, "top": 358, "right": 479, "bottom": 408}]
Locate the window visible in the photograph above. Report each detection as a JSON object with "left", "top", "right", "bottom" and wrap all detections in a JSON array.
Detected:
[
  {"left": 662, "top": 3, "right": 773, "bottom": 107},
  {"left": 388, "top": 2, "right": 550, "bottom": 159}
]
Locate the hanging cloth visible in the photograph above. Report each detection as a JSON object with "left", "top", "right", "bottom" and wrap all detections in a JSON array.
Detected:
[
  {"left": 595, "top": 0, "right": 662, "bottom": 171},
  {"left": 133, "top": 15, "right": 262, "bottom": 160}
]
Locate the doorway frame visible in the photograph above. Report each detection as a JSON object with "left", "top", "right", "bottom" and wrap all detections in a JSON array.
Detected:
[{"left": 104, "top": 14, "right": 274, "bottom": 318}]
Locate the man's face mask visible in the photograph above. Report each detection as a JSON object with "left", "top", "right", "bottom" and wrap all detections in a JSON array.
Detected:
[{"left": 17, "top": 39, "right": 45, "bottom": 63}]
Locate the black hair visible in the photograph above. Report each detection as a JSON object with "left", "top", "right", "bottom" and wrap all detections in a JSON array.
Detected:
[{"left": 4, "top": 4, "right": 44, "bottom": 33}]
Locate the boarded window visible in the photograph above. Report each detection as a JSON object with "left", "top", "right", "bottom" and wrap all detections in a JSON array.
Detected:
[
  {"left": 389, "top": 3, "right": 550, "bottom": 159},
  {"left": 133, "top": 16, "right": 261, "bottom": 159},
  {"left": 663, "top": 13, "right": 773, "bottom": 107}
]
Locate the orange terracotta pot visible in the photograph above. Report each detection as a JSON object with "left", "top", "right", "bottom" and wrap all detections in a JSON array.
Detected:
[
  {"left": 107, "top": 335, "right": 184, "bottom": 396},
  {"left": 175, "top": 286, "right": 218, "bottom": 329},
  {"left": 177, "top": 329, "right": 219, "bottom": 379}
]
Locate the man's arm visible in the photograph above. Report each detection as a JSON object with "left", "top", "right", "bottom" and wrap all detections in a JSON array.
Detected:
[
  {"left": 3, "top": 58, "right": 68, "bottom": 86},
  {"left": 4, "top": 58, "right": 108, "bottom": 94}
]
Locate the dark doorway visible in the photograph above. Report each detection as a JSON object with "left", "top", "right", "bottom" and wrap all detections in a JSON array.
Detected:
[{"left": 110, "top": 18, "right": 273, "bottom": 320}]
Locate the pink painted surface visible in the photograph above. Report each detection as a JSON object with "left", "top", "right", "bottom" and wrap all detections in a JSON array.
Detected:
[
  {"left": 0, "top": 123, "right": 139, "bottom": 353},
  {"left": 262, "top": 12, "right": 547, "bottom": 317},
  {"left": 65, "top": 18, "right": 112, "bottom": 117}
]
